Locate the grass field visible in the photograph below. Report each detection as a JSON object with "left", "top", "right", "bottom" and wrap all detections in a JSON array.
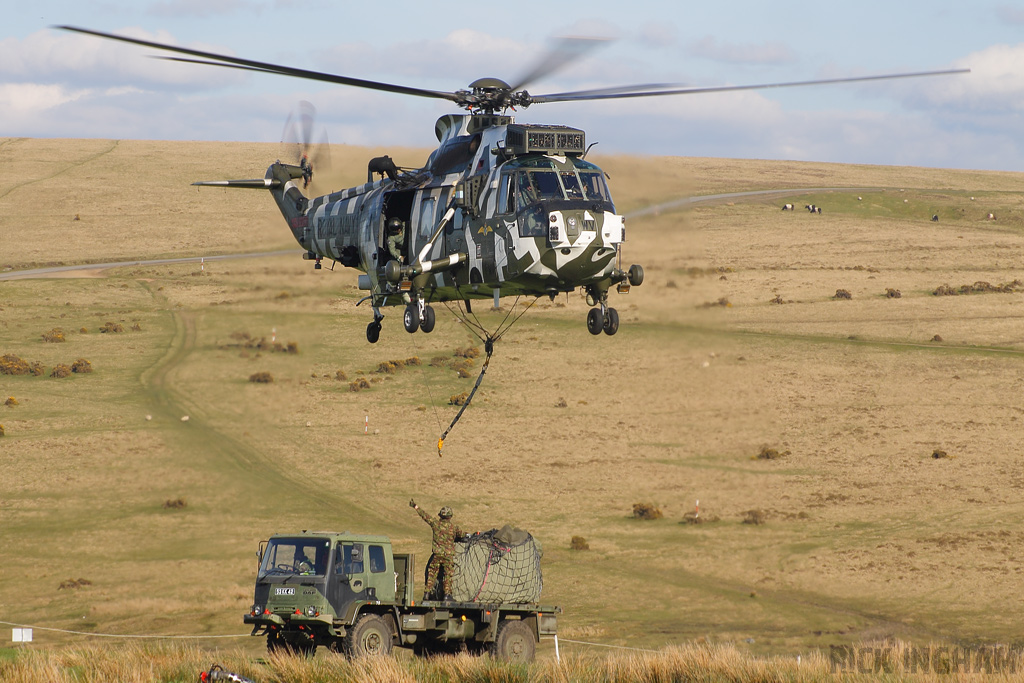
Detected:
[{"left": 2, "top": 136, "right": 1024, "bottom": 675}]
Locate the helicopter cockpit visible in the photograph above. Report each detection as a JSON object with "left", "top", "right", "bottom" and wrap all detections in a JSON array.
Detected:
[{"left": 497, "top": 156, "right": 614, "bottom": 238}]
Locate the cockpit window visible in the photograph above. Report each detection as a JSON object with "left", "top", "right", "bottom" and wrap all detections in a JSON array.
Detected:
[
  {"left": 531, "top": 171, "right": 562, "bottom": 200},
  {"left": 580, "top": 172, "right": 610, "bottom": 201},
  {"left": 560, "top": 171, "right": 585, "bottom": 199},
  {"left": 260, "top": 538, "right": 330, "bottom": 578},
  {"left": 505, "top": 157, "right": 615, "bottom": 223}
]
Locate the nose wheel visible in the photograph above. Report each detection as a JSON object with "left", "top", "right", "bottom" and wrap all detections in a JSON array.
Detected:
[
  {"left": 366, "top": 312, "right": 383, "bottom": 344},
  {"left": 587, "top": 306, "right": 618, "bottom": 336}
]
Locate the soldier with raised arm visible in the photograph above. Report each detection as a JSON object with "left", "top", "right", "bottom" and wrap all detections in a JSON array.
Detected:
[{"left": 410, "top": 499, "right": 464, "bottom": 601}]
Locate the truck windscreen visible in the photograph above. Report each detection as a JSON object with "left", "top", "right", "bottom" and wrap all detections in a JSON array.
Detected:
[{"left": 260, "top": 538, "right": 330, "bottom": 578}]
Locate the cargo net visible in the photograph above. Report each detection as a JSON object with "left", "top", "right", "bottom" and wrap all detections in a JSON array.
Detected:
[{"left": 451, "top": 525, "right": 543, "bottom": 604}]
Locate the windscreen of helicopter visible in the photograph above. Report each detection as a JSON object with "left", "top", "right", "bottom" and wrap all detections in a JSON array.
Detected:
[
  {"left": 259, "top": 537, "right": 330, "bottom": 578},
  {"left": 506, "top": 158, "right": 614, "bottom": 238}
]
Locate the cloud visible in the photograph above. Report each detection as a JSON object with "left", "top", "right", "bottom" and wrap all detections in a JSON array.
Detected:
[
  {"left": 904, "top": 43, "right": 1024, "bottom": 112},
  {"left": 0, "top": 28, "right": 247, "bottom": 90},
  {"left": 0, "top": 83, "right": 91, "bottom": 115},
  {"left": 686, "top": 36, "right": 798, "bottom": 66}
]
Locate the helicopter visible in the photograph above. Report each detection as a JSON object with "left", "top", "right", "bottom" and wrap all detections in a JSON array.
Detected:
[{"left": 59, "top": 26, "right": 969, "bottom": 344}]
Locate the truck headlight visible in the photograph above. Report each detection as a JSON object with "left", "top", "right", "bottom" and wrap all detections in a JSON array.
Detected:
[
  {"left": 252, "top": 604, "right": 263, "bottom": 616},
  {"left": 306, "top": 606, "right": 317, "bottom": 617}
]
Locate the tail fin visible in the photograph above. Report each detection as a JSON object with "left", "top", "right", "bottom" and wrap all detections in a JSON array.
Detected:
[{"left": 193, "top": 162, "right": 311, "bottom": 248}]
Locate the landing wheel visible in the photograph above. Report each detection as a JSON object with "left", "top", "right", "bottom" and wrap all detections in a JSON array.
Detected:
[
  {"left": 346, "top": 614, "right": 393, "bottom": 658},
  {"left": 586, "top": 307, "right": 604, "bottom": 335},
  {"left": 366, "top": 321, "right": 381, "bottom": 344},
  {"left": 490, "top": 619, "right": 535, "bottom": 663},
  {"left": 420, "top": 305, "right": 436, "bottom": 333},
  {"left": 603, "top": 307, "right": 619, "bottom": 335},
  {"left": 403, "top": 305, "right": 420, "bottom": 333}
]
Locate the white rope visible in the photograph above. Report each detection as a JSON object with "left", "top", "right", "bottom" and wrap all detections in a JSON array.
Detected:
[
  {"left": 556, "top": 638, "right": 661, "bottom": 653},
  {"left": 0, "top": 620, "right": 249, "bottom": 640}
]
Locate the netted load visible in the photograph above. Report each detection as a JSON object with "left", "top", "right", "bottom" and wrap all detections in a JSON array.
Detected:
[{"left": 451, "top": 525, "right": 543, "bottom": 604}]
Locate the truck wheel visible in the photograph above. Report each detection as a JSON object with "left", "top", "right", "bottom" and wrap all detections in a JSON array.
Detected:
[
  {"left": 346, "top": 614, "right": 393, "bottom": 658},
  {"left": 491, "top": 619, "right": 535, "bottom": 663}
]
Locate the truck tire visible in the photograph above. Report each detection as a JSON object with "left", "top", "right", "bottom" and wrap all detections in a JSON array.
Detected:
[
  {"left": 345, "top": 614, "right": 393, "bottom": 658},
  {"left": 491, "top": 619, "right": 535, "bottom": 663}
]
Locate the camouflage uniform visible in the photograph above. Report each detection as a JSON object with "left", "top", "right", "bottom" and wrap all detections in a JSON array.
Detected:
[
  {"left": 415, "top": 505, "right": 464, "bottom": 599},
  {"left": 386, "top": 221, "right": 405, "bottom": 262}
]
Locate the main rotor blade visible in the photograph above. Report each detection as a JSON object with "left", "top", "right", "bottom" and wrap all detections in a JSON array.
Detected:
[
  {"left": 56, "top": 25, "right": 459, "bottom": 103},
  {"left": 530, "top": 68, "right": 971, "bottom": 103},
  {"left": 507, "top": 36, "right": 609, "bottom": 93}
]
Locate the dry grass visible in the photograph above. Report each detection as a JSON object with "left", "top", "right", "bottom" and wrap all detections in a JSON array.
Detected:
[
  {"left": 5, "top": 139, "right": 1024, "bottom": 663},
  {"left": 5, "top": 640, "right": 1020, "bottom": 682}
]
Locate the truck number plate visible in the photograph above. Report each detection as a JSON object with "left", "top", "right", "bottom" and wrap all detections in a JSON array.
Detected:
[{"left": 275, "top": 587, "right": 295, "bottom": 596}]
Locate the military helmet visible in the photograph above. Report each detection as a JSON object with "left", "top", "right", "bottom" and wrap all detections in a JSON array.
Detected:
[
  {"left": 387, "top": 217, "right": 403, "bottom": 232},
  {"left": 438, "top": 506, "right": 453, "bottom": 519}
]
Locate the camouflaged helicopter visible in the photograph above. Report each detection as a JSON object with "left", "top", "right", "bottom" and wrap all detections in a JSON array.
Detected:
[{"left": 60, "top": 26, "right": 969, "bottom": 344}]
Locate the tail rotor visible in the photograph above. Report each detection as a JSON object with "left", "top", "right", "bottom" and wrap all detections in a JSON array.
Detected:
[{"left": 281, "top": 100, "right": 331, "bottom": 190}]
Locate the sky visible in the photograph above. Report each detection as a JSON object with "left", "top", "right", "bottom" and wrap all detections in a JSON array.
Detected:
[{"left": 4, "top": 1, "right": 1024, "bottom": 171}]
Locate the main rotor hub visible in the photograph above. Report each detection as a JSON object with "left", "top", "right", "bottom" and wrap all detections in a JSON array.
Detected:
[{"left": 456, "top": 77, "right": 531, "bottom": 113}]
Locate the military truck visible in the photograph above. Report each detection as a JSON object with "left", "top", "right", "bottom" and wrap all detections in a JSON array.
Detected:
[{"left": 244, "top": 530, "right": 559, "bottom": 662}]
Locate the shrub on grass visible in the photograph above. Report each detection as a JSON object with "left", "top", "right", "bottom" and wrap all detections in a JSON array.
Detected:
[
  {"left": 833, "top": 289, "right": 852, "bottom": 300},
  {"left": 1, "top": 355, "right": 31, "bottom": 375},
  {"left": 449, "top": 392, "right": 469, "bottom": 406},
  {"left": 742, "top": 509, "right": 767, "bottom": 525},
  {"left": 632, "top": 503, "right": 663, "bottom": 520},
  {"left": 50, "top": 364, "right": 71, "bottom": 378},
  {"left": 335, "top": 370, "right": 347, "bottom": 381},
  {"left": 451, "top": 360, "right": 474, "bottom": 378},
  {"left": 249, "top": 372, "right": 273, "bottom": 383},
  {"left": 99, "top": 321, "right": 124, "bottom": 333},
  {"left": 42, "top": 328, "right": 66, "bottom": 343},
  {"left": 454, "top": 346, "right": 481, "bottom": 359},
  {"left": 349, "top": 378, "right": 371, "bottom": 392},
  {"left": 5, "top": 397, "right": 17, "bottom": 406},
  {"left": 570, "top": 536, "right": 590, "bottom": 551},
  {"left": 163, "top": 498, "right": 187, "bottom": 509},
  {"left": 71, "top": 358, "right": 93, "bottom": 374},
  {"left": 755, "top": 446, "right": 789, "bottom": 460}
]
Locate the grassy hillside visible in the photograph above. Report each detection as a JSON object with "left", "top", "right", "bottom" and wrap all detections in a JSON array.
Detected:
[{"left": 2, "top": 137, "right": 1024, "bottom": 669}]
